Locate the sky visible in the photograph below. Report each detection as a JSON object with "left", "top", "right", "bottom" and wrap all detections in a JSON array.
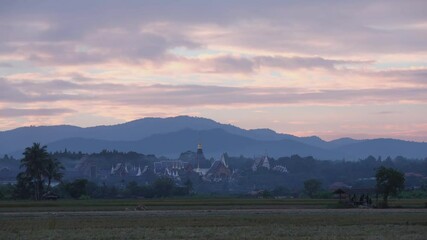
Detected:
[{"left": 0, "top": 0, "right": 427, "bottom": 141}]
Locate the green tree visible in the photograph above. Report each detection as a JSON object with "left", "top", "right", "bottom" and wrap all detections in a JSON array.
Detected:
[
  {"left": 45, "top": 158, "right": 64, "bottom": 190},
  {"left": 375, "top": 166, "right": 405, "bottom": 207},
  {"left": 304, "top": 179, "right": 322, "bottom": 198},
  {"left": 17, "top": 143, "right": 65, "bottom": 200},
  {"left": 65, "top": 179, "right": 89, "bottom": 199},
  {"left": 153, "top": 177, "right": 175, "bottom": 197},
  {"left": 19, "top": 143, "right": 50, "bottom": 200}
]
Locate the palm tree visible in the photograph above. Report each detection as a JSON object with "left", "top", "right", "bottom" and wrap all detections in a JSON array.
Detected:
[
  {"left": 45, "top": 158, "right": 64, "bottom": 190},
  {"left": 20, "top": 143, "right": 50, "bottom": 200}
]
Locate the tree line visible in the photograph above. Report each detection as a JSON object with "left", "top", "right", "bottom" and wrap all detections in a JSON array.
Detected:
[
  {"left": 0, "top": 143, "right": 417, "bottom": 207},
  {"left": 3, "top": 143, "right": 193, "bottom": 200},
  {"left": 56, "top": 177, "right": 192, "bottom": 199}
]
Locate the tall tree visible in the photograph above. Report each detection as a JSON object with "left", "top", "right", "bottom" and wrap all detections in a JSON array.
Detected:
[
  {"left": 45, "top": 158, "right": 64, "bottom": 190},
  {"left": 20, "top": 143, "right": 49, "bottom": 200},
  {"left": 375, "top": 166, "right": 405, "bottom": 207},
  {"left": 18, "top": 143, "right": 64, "bottom": 200}
]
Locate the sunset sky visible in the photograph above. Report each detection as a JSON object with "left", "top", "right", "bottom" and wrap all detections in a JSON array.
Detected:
[{"left": 1, "top": 0, "right": 426, "bottom": 141}]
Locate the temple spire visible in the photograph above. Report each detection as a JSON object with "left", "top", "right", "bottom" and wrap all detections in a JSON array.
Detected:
[{"left": 197, "top": 143, "right": 202, "bottom": 169}]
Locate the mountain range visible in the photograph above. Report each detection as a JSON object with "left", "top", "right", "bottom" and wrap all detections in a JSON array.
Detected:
[{"left": 1, "top": 116, "right": 426, "bottom": 160}]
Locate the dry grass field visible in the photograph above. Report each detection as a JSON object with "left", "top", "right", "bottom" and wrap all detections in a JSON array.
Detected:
[
  {"left": 0, "top": 199, "right": 426, "bottom": 239},
  {"left": 0, "top": 198, "right": 424, "bottom": 212}
]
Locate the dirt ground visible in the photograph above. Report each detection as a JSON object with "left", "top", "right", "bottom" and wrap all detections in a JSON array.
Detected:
[{"left": 1, "top": 208, "right": 427, "bottom": 239}]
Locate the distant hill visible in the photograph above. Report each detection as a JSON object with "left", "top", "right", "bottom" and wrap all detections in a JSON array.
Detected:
[
  {"left": 1, "top": 116, "right": 426, "bottom": 159},
  {"left": 45, "top": 128, "right": 335, "bottom": 159},
  {"left": 334, "top": 138, "right": 427, "bottom": 160}
]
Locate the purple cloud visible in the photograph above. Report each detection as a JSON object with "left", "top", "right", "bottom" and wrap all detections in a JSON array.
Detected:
[
  {"left": 0, "top": 108, "right": 74, "bottom": 117},
  {"left": 1, "top": 0, "right": 426, "bottom": 67},
  {"left": 2, "top": 77, "right": 426, "bottom": 107}
]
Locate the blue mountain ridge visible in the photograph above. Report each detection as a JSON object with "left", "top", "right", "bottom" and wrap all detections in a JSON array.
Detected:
[{"left": 1, "top": 116, "right": 426, "bottom": 159}]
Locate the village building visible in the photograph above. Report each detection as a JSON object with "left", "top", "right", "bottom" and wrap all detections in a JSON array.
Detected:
[
  {"left": 110, "top": 163, "right": 149, "bottom": 177},
  {"left": 76, "top": 156, "right": 98, "bottom": 177},
  {"left": 272, "top": 165, "right": 289, "bottom": 173},
  {"left": 252, "top": 155, "right": 289, "bottom": 174},
  {"left": 205, "top": 154, "right": 232, "bottom": 182},
  {"left": 329, "top": 182, "right": 376, "bottom": 206},
  {"left": 136, "top": 165, "right": 148, "bottom": 176},
  {"left": 154, "top": 160, "right": 188, "bottom": 179},
  {"left": 111, "top": 163, "right": 128, "bottom": 176},
  {"left": 252, "top": 156, "right": 271, "bottom": 171}
]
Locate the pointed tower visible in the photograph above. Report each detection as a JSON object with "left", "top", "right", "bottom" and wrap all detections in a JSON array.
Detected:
[
  {"left": 196, "top": 143, "right": 202, "bottom": 169},
  {"left": 220, "top": 154, "right": 228, "bottom": 168},
  {"left": 136, "top": 166, "right": 142, "bottom": 176},
  {"left": 261, "top": 156, "right": 270, "bottom": 170},
  {"left": 195, "top": 143, "right": 209, "bottom": 168}
]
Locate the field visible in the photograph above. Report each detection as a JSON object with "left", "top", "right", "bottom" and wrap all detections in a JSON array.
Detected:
[{"left": 0, "top": 198, "right": 426, "bottom": 239}]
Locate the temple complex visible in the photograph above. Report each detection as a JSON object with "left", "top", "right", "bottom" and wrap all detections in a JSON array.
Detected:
[{"left": 205, "top": 154, "right": 232, "bottom": 182}]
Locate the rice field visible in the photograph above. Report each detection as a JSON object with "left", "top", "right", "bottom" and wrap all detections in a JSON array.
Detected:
[
  {"left": 0, "top": 199, "right": 426, "bottom": 239},
  {"left": 0, "top": 198, "right": 424, "bottom": 212}
]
